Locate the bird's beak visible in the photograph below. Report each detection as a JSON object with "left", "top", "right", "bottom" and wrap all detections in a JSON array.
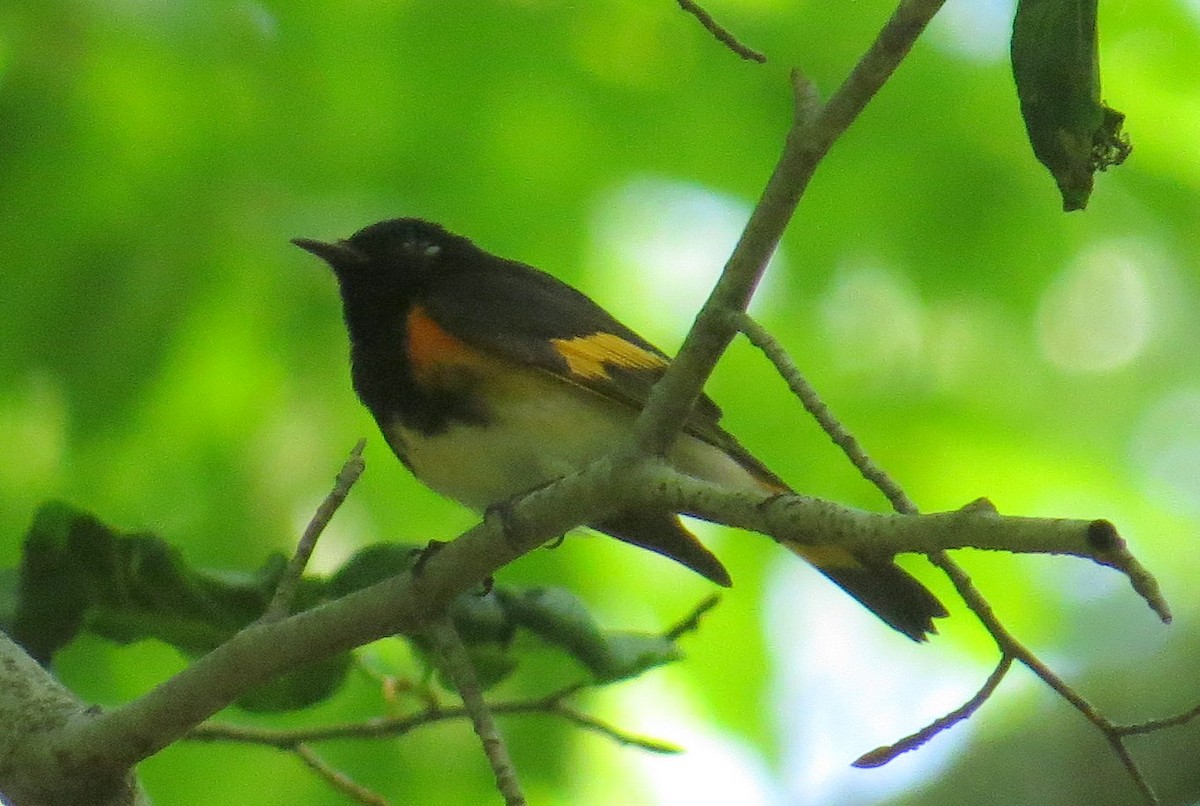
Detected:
[{"left": 291, "top": 237, "right": 366, "bottom": 267}]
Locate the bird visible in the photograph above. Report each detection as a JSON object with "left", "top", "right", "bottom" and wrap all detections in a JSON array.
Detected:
[{"left": 293, "top": 218, "right": 946, "bottom": 640}]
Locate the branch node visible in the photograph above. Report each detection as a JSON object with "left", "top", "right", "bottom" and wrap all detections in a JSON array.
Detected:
[
  {"left": 789, "top": 67, "right": 822, "bottom": 126},
  {"left": 959, "top": 497, "right": 998, "bottom": 515}
]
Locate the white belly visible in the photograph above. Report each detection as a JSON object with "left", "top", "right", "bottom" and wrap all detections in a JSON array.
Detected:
[{"left": 386, "top": 376, "right": 767, "bottom": 510}]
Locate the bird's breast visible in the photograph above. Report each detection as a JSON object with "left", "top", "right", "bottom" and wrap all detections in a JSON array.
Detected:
[
  {"left": 384, "top": 365, "right": 775, "bottom": 512},
  {"left": 384, "top": 367, "right": 637, "bottom": 509}
]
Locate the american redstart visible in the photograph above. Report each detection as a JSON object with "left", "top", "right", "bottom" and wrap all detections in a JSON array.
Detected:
[{"left": 294, "top": 218, "right": 946, "bottom": 640}]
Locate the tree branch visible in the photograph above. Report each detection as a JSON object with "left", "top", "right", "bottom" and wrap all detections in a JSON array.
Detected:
[
  {"left": 634, "top": 0, "right": 949, "bottom": 459},
  {"left": 619, "top": 460, "right": 1165, "bottom": 618},
  {"left": 738, "top": 304, "right": 1170, "bottom": 801},
  {"left": 262, "top": 439, "right": 366, "bottom": 622},
  {"left": 46, "top": 456, "right": 619, "bottom": 779},
  {"left": 732, "top": 312, "right": 1169, "bottom": 618},
  {"left": 735, "top": 311, "right": 915, "bottom": 510},
  {"left": 186, "top": 604, "right": 711, "bottom": 759},
  {"left": 427, "top": 617, "right": 525, "bottom": 806},
  {"left": 189, "top": 688, "right": 681, "bottom": 756},
  {"left": 0, "top": 632, "right": 149, "bottom": 806},
  {"left": 853, "top": 654, "right": 1015, "bottom": 767}
]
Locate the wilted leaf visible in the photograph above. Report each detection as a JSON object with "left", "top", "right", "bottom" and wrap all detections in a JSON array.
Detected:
[{"left": 1011, "top": 0, "right": 1130, "bottom": 210}]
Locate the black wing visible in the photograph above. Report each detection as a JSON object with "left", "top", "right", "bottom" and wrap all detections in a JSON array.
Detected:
[{"left": 422, "top": 251, "right": 725, "bottom": 423}]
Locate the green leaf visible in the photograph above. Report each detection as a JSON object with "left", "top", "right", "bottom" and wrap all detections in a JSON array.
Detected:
[
  {"left": 1011, "top": 0, "right": 1130, "bottom": 210},
  {"left": 449, "top": 588, "right": 516, "bottom": 646},
  {"left": 10, "top": 501, "right": 95, "bottom": 662},
  {"left": 326, "top": 542, "right": 421, "bottom": 597},
  {"left": 10, "top": 504, "right": 697, "bottom": 709},
  {"left": 236, "top": 653, "right": 354, "bottom": 713},
  {"left": 10, "top": 501, "right": 349, "bottom": 710},
  {"left": 497, "top": 587, "right": 681, "bottom": 683}
]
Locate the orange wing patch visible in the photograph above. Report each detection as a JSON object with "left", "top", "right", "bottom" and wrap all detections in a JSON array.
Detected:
[
  {"left": 551, "top": 332, "right": 668, "bottom": 381},
  {"left": 406, "top": 305, "right": 493, "bottom": 381}
]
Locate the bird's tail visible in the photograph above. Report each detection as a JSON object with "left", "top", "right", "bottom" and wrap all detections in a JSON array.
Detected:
[{"left": 782, "top": 540, "right": 946, "bottom": 641}]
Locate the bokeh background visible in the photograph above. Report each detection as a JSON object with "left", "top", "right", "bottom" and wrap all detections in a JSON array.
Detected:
[{"left": 3, "top": 0, "right": 1199, "bottom": 803}]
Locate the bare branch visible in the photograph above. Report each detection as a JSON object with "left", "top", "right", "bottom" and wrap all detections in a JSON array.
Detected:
[
  {"left": 733, "top": 312, "right": 1170, "bottom": 619},
  {"left": 634, "top": 0, "right": 949, "bottom": 458},
  {"left": 0, "top": 632, "right": 149, "bottom": 805},
  {"left": 427, "top": 617, "right": 525, "bottom": 806},
  {"left": 190, "top": 688, "right": 679, "bottom": 756},
  {"left": 53, "top": 454, "right": 625, "bottom": 775},
  {"left": 663, "top": 594, "right": 721, "bottom": 642},
  {"left": 735, "top": 311, "right": 913, "bottom": 511},
  {"left": 262, "top": 439, "right": 366, "bottom": 622},
  {"left": 931, "top": 549, "right": 1160, "bottom": 804},
  {"left": 1117, "top": 703, "right": 1200, "bottom": 737},
  {"left": 674, "top": 0, "right": 767, "bottom": 63},
  {"left": 549, "top": 703, "right": 683, "bottom": 754},
  {"left": 295, "top": 743, "right": 390, "bottom": 806},
  {"left": 737, "top": 290, "right": 1167, "bottom": 802},
  {"left": 854, "top": 655, "right": 1014, "bottom": 767}
]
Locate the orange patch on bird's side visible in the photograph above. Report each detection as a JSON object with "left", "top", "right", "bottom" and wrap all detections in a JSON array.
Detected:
[
  {"left": 551, "top": 332, "right": 667, "bottom": 380},
  {"left": 406, "top": 306, "right": 487, "bottom": 376}
]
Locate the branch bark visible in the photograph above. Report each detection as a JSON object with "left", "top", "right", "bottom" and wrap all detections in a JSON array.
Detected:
[
  {"left": 427, "top": 618, "right": 525, "bottom": 805},
  {"left": 634, "top": 0, "right": 950, "bottom": 458},
  {"left": 0, "top": 632, "right": 148, "bottom": 806}
]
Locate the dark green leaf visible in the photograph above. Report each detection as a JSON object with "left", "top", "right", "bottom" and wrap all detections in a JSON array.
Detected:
[
  {"left": 439, "top": 642, "right": 521, "bottom": 691},
  {"left": 326, "top": 542, "right": 421, "bottom": 598},
  {"left": 1011, "top": 0, "right": 1130, "bottom": 210},
  {"left": 497, "top": 587, "right": 681, "bottom": 683},
  {"left": 11, "top": 501, "right": 95, "bottom": 662},
  {"left": 10, "top": 504, "right": 696, "bottom": 708},
  {"left": 236, "top": 653, "right": 354, "bottom": 712},
  {"left": 10, "top": 501, "right": 349, "bottom": 709}
]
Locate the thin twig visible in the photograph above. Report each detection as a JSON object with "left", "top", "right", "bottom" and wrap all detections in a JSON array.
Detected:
[
  {"left": 663, "top": 594, "right": 721, "bottom": 641},
  {"left": 675, "top": 0, "right": 767, "bottom": 63},
  {"left": 735, "top": 312, "right": 913, "bottom": 511},
  {"left": 428, "top": 617, "right": 525, "bottom": 806},
  {"left": 262, "top": 439, "right": 367, "bottom": 622},
  {"left": 853, "top": 654, "right": 1014, "bottom": 767},
  {"left": 189, "top": 682, "right": 676, "bottom": 755},
  {"left": 735, "top": 311, "right": 1162, "bottom": 803},
  {"left": 928, "top": 553, "right": 1160, "bottom": 805},
  {"left": 1117, "top": 702, "right": 1200, "bottom": 737},
  {"left": 295, "top": 743, "right": 390, "bottom": 806},
  {"left": 550, "top": 704, "right": 682, "bottom": 753}
]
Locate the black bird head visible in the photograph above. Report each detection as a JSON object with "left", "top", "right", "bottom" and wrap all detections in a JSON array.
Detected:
[{"left": 292, "top": 218, "right": 476, "bottom": 297}]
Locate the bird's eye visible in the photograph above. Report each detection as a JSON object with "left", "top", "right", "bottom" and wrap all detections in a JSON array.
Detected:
[{"left": 398, "top": 239, "right": 441, "bottom": 259}]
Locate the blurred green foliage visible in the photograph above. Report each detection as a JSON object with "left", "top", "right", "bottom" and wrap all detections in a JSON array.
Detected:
[
  {"left": 7, "top": 502, "right": 684, "bottom": 708},
  {"left": 2, "top": 0, "right": 1198, "bottom": 804}
]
